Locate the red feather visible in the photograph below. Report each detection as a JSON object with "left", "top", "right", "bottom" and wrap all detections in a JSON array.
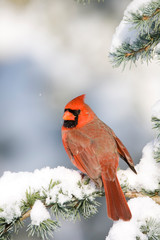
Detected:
[{"left": 102, "top": 174, "right": 131, "bottom": 221}]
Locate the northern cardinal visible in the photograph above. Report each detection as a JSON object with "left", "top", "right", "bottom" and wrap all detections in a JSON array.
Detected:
[{"left": 61, "top": 94, "right": 137, "bottom": 221}]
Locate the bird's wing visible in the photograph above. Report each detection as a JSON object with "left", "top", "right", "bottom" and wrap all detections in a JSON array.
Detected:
[
  {"left": 112, "top": 132, "right": 137, "bottom": 174},
  {"left": 64, "top": 129, "right": 101, "bottom": 182}
]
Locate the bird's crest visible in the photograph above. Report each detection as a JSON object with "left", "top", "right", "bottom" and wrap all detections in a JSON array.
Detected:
[{"left": 65, "top": 94, "right": 86, "bottom": 110}]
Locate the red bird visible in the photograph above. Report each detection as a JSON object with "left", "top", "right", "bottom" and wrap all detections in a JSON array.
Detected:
[{"left": 61, "top": 94, "right": 136, "bottom": 221}]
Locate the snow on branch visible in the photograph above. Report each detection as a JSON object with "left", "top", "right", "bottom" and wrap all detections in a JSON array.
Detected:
[
  {"left": 118, "top": 100, "right": 160, "bottom": 204},
  {"left": 109, "top": 0, "right": 160, "bottom": 68},
  {"left": 119, "top": 141, "right": 160, "bottom": 197},
  {"left": 1, "top": 135, "right": 160, "bottom": 240},
  {"left": 1, "top": 101, "right": 160, "bottom": 240},
  {"left": 152, "top": 100, "right": 160, "bottom": 163},
  {"left": 106, "top": 100, "right": 160, "bottom": 240},
  {"left": 106, "top": 197, "right": 160, "bottom": 240},
  {"left": 0, "top": 167, "right": 104, "bottom": 240}
]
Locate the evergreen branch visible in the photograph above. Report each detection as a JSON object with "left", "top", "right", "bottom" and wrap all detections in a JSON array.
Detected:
[
  {"left": 20, "top": 209, "right": 32, "bottom": 221},
  {"left": 124, "top": 39, "right": 153, "bottom": 57},
  {"left": 125, "top": 5, "right": 160, "bottom": 33},
  {"left": 151, "top": 115, "right": 160, "bottom": 162},
  {"left": 110, "top": 0, "right": 160, "bottom": 67},
  {"left": 142, "top": 7, "right": 160, "bottom": 20},
  {"left": 140, "top": 218, "right": 160, "bottom": 240},
  {"left": 0, "top": 168, "right": 104, "bottom": 240},
  {"left": 0, "top": 193, "right": 103, "bottom": 239},
  {"left": 152, "top": 116, "right": 160, "bottom": 161},
  {"left": 124, "top": 1, "right": 160, "bottom": 34},
  {"left": 154, "top": 147, "right": 160, "bottom": 162},
  {"left": 152, "top": 116, "right": 160, "bottom": 133},
  {"left": 27, "top": 219, "right": 59, "bottom": 240},
  {"left": 125, "top": 191, "right": 160, "bottom": 205},
  {"left": 1, "top": 188, "right": 160, "bottom": 239},
  {"left": 0, "top": 218, "right": 24, "bottom": 240},
  {"left": 110, "top": 32, "right": 160, "bottom": 68},
  {"left": 0, "top": 153, "right": 159, "bottom": 240},
  {"left": 107, "top": 197, "right": 160, "bottom": 240}
]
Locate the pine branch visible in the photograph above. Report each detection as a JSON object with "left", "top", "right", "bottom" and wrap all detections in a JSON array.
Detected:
[
  {"left": 110, "top": 33, "right": 159, "bottom": 68},
  {"left": 154, "top": 146, "right": 160, "bottom": 162},
  {"left": 110, "top": 26, "right": 160, "bottom": 68},
  {"left": 152, "top": 112, "right": 160, "bottom": 161},
  {"left": 20, "top": 209, "right": 31, "bottom": 221},
  {"left": 27, "top": 219, "right": 59, "bottom": 240},
  {"left": 142, "top": 7, "right": 160, "bottom": 20},
  {"left": 140, "top": 218, "right": 160, "bottom": 240},
  {"left": 1, "top": 166, "right": 160, "bottom": 240},
  {"left": 125, "top": 191, "right": 160, "bottom": 205},
  {"left": 152, "top": 116, "right": 160, "bottom": 134},
  {"left": 125, "top": 4, "right": 160, "bottom": 33},
  {"left": 110, "top": 0, "right": 160, "bottom": 68},
  {"left": 0, "top": 193, "right": 103, "bottom": 239},
  {"left": 2, "top": 187, "right": 160, "bottom": 240},
  {"left": 0, "top": 167, "right": 104, "bottom": 240}
]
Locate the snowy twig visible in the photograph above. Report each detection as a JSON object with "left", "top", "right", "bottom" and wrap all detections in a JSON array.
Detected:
[
  {"left": 0, "top": 167, "right": 104, "bottom": 240},
  {"left": 110, "top": 0, "right": 160, "bottom": 68},
  {"left": 141, "top": 7, "right": 160, "bottom": 20},
  {"left": 124, "top": 40, "right": 153, "bottom": 58},
  {"left": 20, "top": 209, "right": 32, "bottom": 221},
  {"left": 106, "top": 197, "right": 160, "bottom": 240},
  {"left": 107, "top": 103, "right": 160, "bottom": 240},
  {"left": 125, "top": 191, "right": 160, "bottom": 205}
]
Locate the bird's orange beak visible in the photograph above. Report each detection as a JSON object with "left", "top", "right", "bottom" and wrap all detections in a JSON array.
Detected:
[{"left": 63, "top": 111, "right": 75, "bottom": 121}]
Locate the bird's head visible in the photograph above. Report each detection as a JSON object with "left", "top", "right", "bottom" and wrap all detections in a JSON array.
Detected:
[{"left": 62, "top": 94, "right": 95, "bottom": 129}]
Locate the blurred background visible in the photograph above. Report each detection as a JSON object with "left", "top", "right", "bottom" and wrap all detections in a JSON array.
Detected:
[{"left": 0, "top": 0, "right": 160, "bottom": 239}]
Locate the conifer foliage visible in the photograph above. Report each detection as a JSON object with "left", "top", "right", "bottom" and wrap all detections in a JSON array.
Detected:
[
  {"left": 0, "top": 167, "right": 104, "bottom": 240},
  {"left": 110, "top": 0, "right": 160, "bottom": 68}
]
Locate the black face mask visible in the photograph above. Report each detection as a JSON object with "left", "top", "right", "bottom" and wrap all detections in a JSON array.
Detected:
[{"left": 63, "top": 109, "right": 80, "bottom": 128}]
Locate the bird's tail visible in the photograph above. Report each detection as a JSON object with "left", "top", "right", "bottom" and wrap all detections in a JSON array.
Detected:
[{"left": 101, "top": 174, "right": 131, "bottom": 221}]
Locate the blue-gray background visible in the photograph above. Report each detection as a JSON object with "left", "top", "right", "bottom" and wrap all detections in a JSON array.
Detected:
[{"left": 0, "top": 0, "right": 160, "bottom": 239}]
